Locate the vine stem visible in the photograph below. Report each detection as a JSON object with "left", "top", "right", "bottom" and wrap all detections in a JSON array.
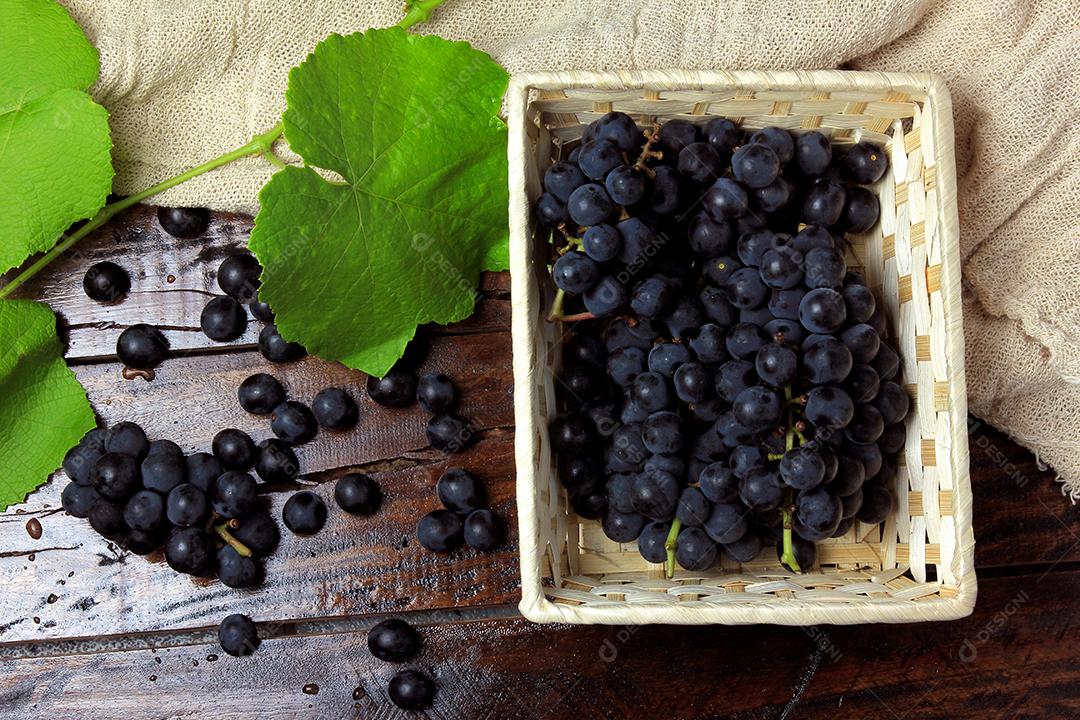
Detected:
[
  {"left": 398, "top": 0, "right": 452, "bottom": 29},
  {"left": 0, "top": 123, "right": 285, "bottom": 300},
  {"left": 664, "top": 518, "right": 682, "bottom": 579}
]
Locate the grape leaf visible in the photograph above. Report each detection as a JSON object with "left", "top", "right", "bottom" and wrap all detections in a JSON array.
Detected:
[
  {"left": 0, "top": 0, "right": 113, "bottom": 274},
  {"left": 249, "top": 27, "right": 509, "bottom": 377},
  {"left": 0, "top": 301, "right": 95, "bottom": 510}
]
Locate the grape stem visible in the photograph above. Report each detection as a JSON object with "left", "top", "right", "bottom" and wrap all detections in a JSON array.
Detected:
[
  {"left": 0, "top": 123, "right": 285, "bottom": 300},
  {"left": 548, "top": 288, "right": 566, "bottom": 321},
  {"left": 558, "top": 311, "right": 597, "bottom": 322},
  {"left": 213, "top": 522, "right": 254, "bottom": 558},
  {"left": 780, "top": 503, "right": 802, "bottom": 574},
  {"left": 398, "top": 0, "right": 452, "bottom": 29},
  {"left": 779, "top": 384, "right": 803, "bottom": 574},
  {"left": 664, "top": 518, "right": 682, "bottom": 579}
]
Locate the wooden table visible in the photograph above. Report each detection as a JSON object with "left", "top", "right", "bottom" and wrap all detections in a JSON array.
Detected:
[{"left": 1, "top": 207, "right": 1078, "bottom": 719}]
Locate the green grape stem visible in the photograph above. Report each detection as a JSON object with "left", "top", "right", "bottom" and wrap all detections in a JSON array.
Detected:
[
  {"left": 0, "top": 123, "right": 285, "bottom": 300},
  {"left": 779, "top": 384, "right": 804, "bottom": 574},
  {"left": 664, "top": 518, "right": 682, "bottom": 579},
  {"left": 397, "top": 0, "right": 452, "bottom": 29},
  {"left": 213, "top": 522, "right": 254, "bottom": 558}
]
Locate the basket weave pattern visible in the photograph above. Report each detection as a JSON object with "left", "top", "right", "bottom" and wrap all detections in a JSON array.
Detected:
[{"left": 507, "top": 71, "right": 975, "bottom": 625}]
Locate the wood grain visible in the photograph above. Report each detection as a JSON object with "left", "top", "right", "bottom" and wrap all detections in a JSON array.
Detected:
[
  {"left": 0, "top": 433, "right": 518, "bottom": 644},
  {"left": 1, "top": 569, "right": 1077, "bottom": 719}
]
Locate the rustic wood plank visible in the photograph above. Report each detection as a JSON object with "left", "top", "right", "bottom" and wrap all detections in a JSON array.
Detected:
[
  {"left": 1, "top": 569, "right": 1078, "bottom": 719},
  {"left": 0, "top": 432, "right": 518, "bottom": 644},
  {"left": 7, "top": 205, "right": 509, "bottom": 360},
  {"left": 968, "top": 420, "right": 1080, "bottom": 569}
]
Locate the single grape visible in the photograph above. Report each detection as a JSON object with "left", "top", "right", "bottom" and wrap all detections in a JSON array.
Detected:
[
  {"left": 825, "top": 454, "right": 866, "bottom": 497},
  {"left": 141, "top": 451, "right": 187, "bottom": 493},
  {"left": 657, "top": 119, "right": 700, "bottom": 157},
  {"left": 91, "top": 452, "right": 141, "bottom": 500},
  {"left": 675, "top": 526, "right": 719, "bottom": 571},
  {"left": 779, "top": 447, "right": 827, "bottom": 490},
  {"left": 857, "top": 482, "right": 894, "bottom": 524},
  {"left": 567, "top": 183, "right": 615, "bottom": 226},
  {"left": 200, "top": 296, "right": 248, "bottom": 342},
  {"left": 232, "top": 512, "right": 281, "bottom": 557},
  {"left": 576, "top": 138, "right": 622, "bottom": 179},
  {"left": 582, "top": 224, "right": 622, "bottom": 262},
  {"left": 544, "top": 161, "right": 588, "bottom": 202},
  {"left": 643, "top": 411, "right": 686, "bottom": 454},
  {"left": 217, "top": 254, "right": 262, "bottom": 302},
  {"left": 157, "top": 207, "right": 209, "bottom": 238},
  {"left": 602, "top": 508, "right": 646, "bottom": 542},
  {"left": 122, "top": 490, "right": 165, "bottom": 533},
  {"left": 167, "top": 483, "right": 209, "bottom": 527},
  {"left": 871, "top": 342, "right": 900, "bottom": 381},
  {"left": 212, "top": 471, "right": 259, "bottom": 519},
  {"left": 845, "top": 404, "right": 885, "bottom": 444},
  {"left": 212, "top": 428, "right": 257, "bottom": 470},
  {"left": 426, "top": 413, "right": 476, "bottom": 453},
  {"left": 595, "top": 111, "right": 643, "bottom": 153},
  {"left": 797, "top": 487, "right": 843, "bottom": 536},
  {"left": 258, "top": 324, "right": 306, "bottom": 363},
  {"left": 673, "top": 362, "right": 713, "bottom": 404},
  {"left": 647, "top": 166, "right": 682, "bottom": 214},
  {"left": 704, "top": 118, "right": 740, "bottom": 157},
  {"left": 165, "top": 526, "right": 213, "bottom": 574},
  {"left": 795, "top": 131, "right": 832, "bottom": 176},
  {"left": 630, "top": 276, "right": 674, "bottom": 317},
  {"left": 776, "top": 533, "right": 817, "bottom": 572},
  {"left": 218, "top": 614, "right": 259, "bottom": 657},
  {"left": 536, "top": 193, "right": 570, "bottom": 226},
  {"left": 282, "top": 490, "right": 327, "bottom": 535},
  {"left": 676, "top": 486, "right": 712, "bottom": 527},
  {"left": 678, "top": 142, "right": 723, "bottom": 184},
  {"left": 753, "top": 176, "right": 792, "bottom": 213},
  {"left": 879, "top": 422, "right": 907, "bottom": 455},
  {"left": 701, "top": 256, "right": 743, "bottom": 287},
  {"left": 873, "top": 381, "right": 910, "bottom": 425},
  {"left": 436, "top": 468, "right": 486, "bottom": 514},
  {"left": 217, "top": 545, "right": 260, "bottom": 588},
  {"left": 464, "top": 509, "right": 504, "bottom": 551},
  {"left": 415, "top": 373, "right": 457, "bottom": 415},
  {"left": 723, "top": 530, "right": 763, "bottom": 563},
  {"left": 793, "top": 225, "right": 835, "bottom": 254},
  {"left": 116, "top": 324, "right": 170, "bottom": 369},
  {"left": 731, "top": 143, "right": 780, "bottom": 188},
  {"left": 699, "top": 462, "right": 739, "bottom": 503},
  {"left": 704, "top": 178, "right": 748, "bottom": 221},
  {"left": 842, "top": 284, "right": 877, "bottom": 324},
  {"left": 249, "top": 298, "right": 275, "bottom": 323},
  {"left": 736, "top": 229, "right": 777, "bottom": 268},
  {"left": 631, "top": 470, "right": 679, "bottom": 521},
  {"left": 185, "top": 452, "right": 222, "bottom": 491},
  {"left": 801, "top": 182, "right": 845, "bottom": 226},
  {"left": 844, "top": 364, "right": 881, "bottom": 403},
  {"left": 83, "top": 261, "right": 131, "bottom": 302},
  {"left": 388, "top": 670, "right": 436, "bottom": 711},
  {"left": 802, "top": 337, "right": 853, "bottom": 384},
  {"left": 311, "top": 387, "right": 359, "bottom": 430},
  {"left": 367, "top": 365, "right": 418, "bottom": 407},
  {"left": 368, "top": 618, "right": 422, "bottom": 662},
  {"left": 638, "top": 521, "right": 672, "bottom": 563},
  {"left": 583, "top": 276, "right": 627, "bottom": 317},
  {"left": 759, "top": 246, "right": 804, "bottom": 289},
  {"left": 666, "top": 297, "right": 705, "bottom": 340},
  {"left": 841, "top": 487, "right": 864, "bottom": 519},
  {"left": 62, "top": 482, "right": 101, "bottom": 518},
  {"left": 740, "top": 468, "right": 784, "bottom": 511},
  {"left": 843, "top": 141, "right": 889, "bottom": 184},
  {"left": 732, "top": 386, "right": 782, "bottom": 432},
  {"left": 548, "top": 414, "right": 593, "bottom": 456},
  {"left": 725, "top": 267, "right": 769, "bottom": 309},
  {"left": 253, "top": 438, "right": 300, "bottom": 483},
  {"left": 689, "top": 213, "right": 734, "bottom": 258},
  {"left": 839, "top": 186, "right": 880, "bottom": 233},
  {"left": 749, "top": 127, "right": 794, "bottom": 163},
  {"left": 552, "top": 251, "right": 599, "bottom": 294},
  {"left": 703, "top": 502, "right": 748, "bottom": 544},
  {"left": 755, "top": 342, "right": 797, "bottom": 387},
  {"left": 689, "top": 323, "right": 727, "bottom": 364},
  {"left": 799, "top": 288, "right": 847, "bottom": 334}
]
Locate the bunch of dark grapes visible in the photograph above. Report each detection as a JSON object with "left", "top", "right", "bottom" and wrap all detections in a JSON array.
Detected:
[
  {"left": 60, "top": 422, "right": 280, "bottom": 587},
  {"left": 537, "top": 113, "right": 903, "bottom": 574}
]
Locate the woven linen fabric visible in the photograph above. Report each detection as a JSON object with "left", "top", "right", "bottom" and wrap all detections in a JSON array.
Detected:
[{"left": 61, "top": 0, "right": 1080, "bottom": 494}]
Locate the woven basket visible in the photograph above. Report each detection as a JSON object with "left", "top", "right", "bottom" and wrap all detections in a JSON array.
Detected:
[{"left": 507, "top": 70, "right": 975, "bottom": 625}]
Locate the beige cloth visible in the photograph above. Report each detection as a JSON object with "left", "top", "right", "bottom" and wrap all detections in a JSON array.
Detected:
[{"left": 62, "top": 0, "right": 1080, "bottom": 494}]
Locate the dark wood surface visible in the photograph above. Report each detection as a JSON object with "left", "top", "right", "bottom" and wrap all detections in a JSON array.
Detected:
[{"left": 1, "top": 207, "right": 1077, "bottom": 718}]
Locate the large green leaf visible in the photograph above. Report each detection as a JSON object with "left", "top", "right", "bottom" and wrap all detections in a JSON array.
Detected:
[
  {"left": 249, "top": 27, "right": 509, "bottom": 377},
  {"left": 0, "top": 0, "right": 112, "bottom": 274},
  {"left": 0, "top": 301, "right": 95, "bottom": 509}
]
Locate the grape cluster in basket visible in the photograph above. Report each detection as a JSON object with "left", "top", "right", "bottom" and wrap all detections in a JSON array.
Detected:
[{"left": 536, "top": 111, "right": 907, "bottom": 574}]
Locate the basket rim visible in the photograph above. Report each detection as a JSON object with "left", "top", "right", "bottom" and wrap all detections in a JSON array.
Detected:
[{"left": 507, "top": 70, "right": 975, "bottom": 625}]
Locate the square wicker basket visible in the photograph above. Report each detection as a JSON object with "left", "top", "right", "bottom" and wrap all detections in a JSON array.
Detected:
[{"left": 507, "top": 70, "right": 975, "bottom": 625}]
